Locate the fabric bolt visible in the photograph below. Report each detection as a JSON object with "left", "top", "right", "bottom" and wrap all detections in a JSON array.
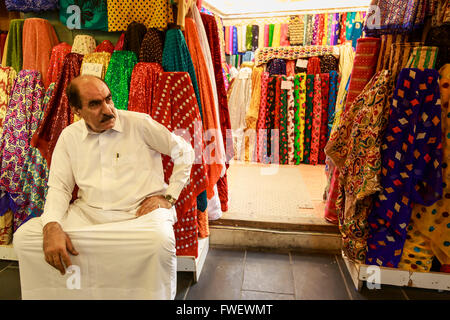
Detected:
[
  {"left": 107, "top": 0, "right": 174, "bottom": 32},
  {"left": 345, "top": 12, "right": 356, "bottom": 41},
  {"left": 95, "top": 40, "right": 115, "bottom": 54},
  {"left": 376, "top": 34, "right": 407, "bottom": 73},
  {"left": 104, "top": 51, "right": 137, "bottom": 110},
  {"left": 307, "top": 56, "right": 321, "bottom": 75},
  {"left": 5, "top": 19, "right": 24, "bottom": 73},
  {"left": 80, "top": 52, "right": 111, "bottom": 79},
  {"left": 232, "top": 26, "right": 238, "bottom": 55},
  {"left": 71, "top": 34, "right": 96, "bottom": 55},
  {"left": 236, "top": 26, "right": 244, "bottom": 53},
  {"left": 325, "top": 70, "right": 393, "bottom": 264},
  {"left": 224, "top": 26, "right": 230, "bottom": 55},
  {"left": 303, "top": 14, "right": 313, "bottom": 46},
  {"left": 286, "top": 76, "right": 295, "bottom": 164},
  {"left": 351, "top": 21, "right": 363, "bottom": 48},
  {"left": 288, "top": 15, "right": 303, "bottom": 46},
  {"left": 319, "top": 73, "right": 329, "bottom": 164},
  {"left": 251, "top": 25, "right": 259, "bottom": 51},
  {"left": 262, "top": 76, "right": 280, "bottom": 164},
  {"left": 331, "top": 13, "right": 340, "bottom": 45},
  {"left": 22, "top": 18, "right": 59, "bottom": 89},
  {"left": 388, "top": 41, "right": 423, "bottom": 84},
  {"left": 278, "top": 76, "right": 290, "bottom": 164},
  {"left": 246, "top": 67, "right": 263, "bottom": 131},
  {"left": 405, "top": 46, "right": 439, "bottom": 70},
  {"left": 327, "top": 70, "right": 338, "bottom": 139},
  {"left": 114, "top": 32, "right": 125, "bottom": 51},
  {"left": 327, "top": 13, "right": 333, "bottom": 45},
  {"left": 309, "top": 74, "right": 322, "bottom": 165},
  {"left": 345, "top": 37, "right": 381, "bottom": 111},
  {"left": 303, "top": 74, "right": 315, "bottom": 164},
  {"left": 272, "top": 24, "right": 281, "bottom": 47},
  {"left": 255, "top": 72, "right": 270, "bottom": 163},
  {"left": 123, "top": 21, "right": 148, "bottom": 59},
  {"left": 311, "top": 15, "right": 319, "bottom": 45},
  {"left": 246, "top": 25, "right": 252, "bottom": 51},
  {"left": 264, "top": 24, "right": 270, "bottom": 47},
  {"left": 268, "top": 24, "right": 274, "bottom": 47},
  {"left": 317, "top": 14, "right": 325, "bottom": 46},
  {"left": 320, "top": 54, "right": 339, "bottom": 74},
  {"left": 399, "top": 64, "right": 450, "bottom": 271},
  {"left": 293, "top": 73, "right": 307, "bottom": 164},
  {"left": 46, "top": 42, "right": 72, "bottom": 87},
  {"left": 30, "top": 53, "right": 84, "bottom": 166},
  {"left": 339, "top": 13, "right": 347, "bottom": 45},
  {"left": 59, "top": 0, "right": 108, "bottom": 31},
  {"left": 322, "top": 13, "right": 329, "bottom": 45},
  {"left": 366, "top": 68, "right": 443, "bottom": 268},
  {"left": 5, "top": 0, "right": 58, "bottom": 11},
  {"left": 0, "top": 67, "right": 17, "bottom": 138},
  {"left": 267, "top": 59, "right": 286, "bottom": 76},
  {"left": 280, "top": 24, "right": 289, "bottom": 47},
  {"left": 286, "top": 60, "right": 295, "bottom": 77}
]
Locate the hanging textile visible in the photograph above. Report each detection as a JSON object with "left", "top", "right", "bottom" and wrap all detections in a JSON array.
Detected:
[
  {"left": 114, "top": 32, "right": 125, "bottom": 51},
  {"left": 376, "top": 34, "right": 409, "bottom": 73},
  {"left": 246, "top": 67, "right": 263, "bottom": 132},
  {"left": 267, "top": 59, "right": 286, "bottom": 76},
  {"left": 327, "top": 70, "right": 338, "bottom": 139},
  {"left": 255, "top": 72, "right": 270, "bottom": 163},
  {"left": 319, "top": 73, "right": 329, "bottom": 164},
  {"left": 123, "top": 21, "right": 148, "bottom": 59},
  {"left": 339, "top": 13, "right": 347, "bottom": 45},
  {"left": 303, "top": 14, "right": 313, "bottom": 46},
  {"left": 286, "top": 76, "right": 295, "bottom": 164},
  {"left": 0, "top": 70, "right": 45, "bottom": 229},
  {"left": 331, "top": 13, "right": 340, "bottom": 45},
  {"left": 325, "top": 70, "right": 393, "bottom": 264},
  {"left": 307, "top": 56, "right": 321, "bottom": 75},
  {"left": 388, "top": 41, "right": 423, "bottom": 84},
  {"left": 151, "top": 71, "right": 208, "bottom": 257},
  {"left": 71, "top": 34, "right": 96, "bottom": 55},
  {"left": 4, "top": 19, "right": 24, "bottom": 73},
  {"left": 59, "top": 0, "right": 108, "bottom": 31},
  {"left": 303, "top": 74, "right": 314, "bottom": 164},
  {"left": 0, "top": 67, "right": 17, "bottom": 138},
  {"left": 365, "top": 68, "right": 443, "bottom": 268},
  {"left": 46, "top": 42, "right": 72, "bottom": 87},
  {"left": 405, "top": 46, "right": 439, "bottom": 69},
  {"left": 288, "top": 15, "right": 303, "bottom": 46},
  {"left": 104, "top": 51, "right": 137, "bottom": 110},
  {"left": 320, "top": 55, "right": 339, "bottom": 74},
  {"left": 237, "top": 25, "right": 244, "bottom": 53},
  {"left": 232, "top": 26, "right": 238, "bottom": 55},
  {"left": 5, "top": 0, "right": 58, "bottom": 11},
  {"left": 31, "top": 53, "right": 84, "bottom": 165},
  {"left": 268, "top": 24, "right": 275, "bottom": 47},
  {"left": 251, "top": 25, "right": 259, "bottom": 51},
  {"left": 22, "top": 18, "right": 59, "bottom": 89},
  {"left": 280, "top": 24, "right": 289, "bottom": 47},
  {"left": 293, "top": 73, "right": 307, "bottom": 164},
  {"left": 310, "top": 74, "right": 322, "bottom": 165},
  {"left": 0, "top": 34, "right": 7, "bottom": 60},
  {"left": 80, "top": 52, "right": 111, "bottom": 80},
  {"left": 263, "top": 76, "right": 279, "bottom": 164},
  {"left": 95, "top": 40, "right": 115, "bottom": 54},
  {"left": 264, "top": 24, "right": 270, "bottom": 47},
  {"left": 399, "top": 64, "right": 450, "bottom": 272},
  {"left": 312, "top": 14, "right": 319, "bottom": 45},
  {"left": 224, "top": 26, "right": 230, "bottom": 55},
  {"left": 255, "top": 45, "right": 334, "bottom": 66},
  {"left": 286, "top": 60, "right": 295, "bottom": 77},
  {"left": 278, "top": 76, "right": 289, "bottom": 165},
  {"left": 272, "top": 24, "right": 281, "bottom": 47},
  {"left": 176, "top": 0, "right": 194, "bottom": 31},
  {"left": 128, "top": 62, "right": 164, "bottom": 114},
  {"left": 317, "top": 14, "right": 325, "bottom": 46},
  {"left": 246, "top": 25, "right": 252, "bottom": 51},
  {"left": 345, "top": 37, "right": 381, "bottom": 111},
  {"left": 107, "top": 0, "right": 174, "bottom": 32}
]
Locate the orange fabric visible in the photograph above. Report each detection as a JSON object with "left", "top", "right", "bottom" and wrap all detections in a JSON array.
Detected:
[
  {"left": 183, "top": 18, "right": 224, "bottom": 199},
  {"left": 22, "top": 18, "right": 59, "bottom": 88},
  {"left": 197, "top": 209, "right": 209, "bottom": 238}
]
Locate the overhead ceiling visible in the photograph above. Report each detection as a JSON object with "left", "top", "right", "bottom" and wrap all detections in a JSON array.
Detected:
[{"left": 204, "top": 0, "right": 371, "bottom": 16}]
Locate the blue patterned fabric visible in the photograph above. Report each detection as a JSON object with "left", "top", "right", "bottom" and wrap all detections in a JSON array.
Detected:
[{"left": 5, "top": 0, "right": 58, "bottom": 12}]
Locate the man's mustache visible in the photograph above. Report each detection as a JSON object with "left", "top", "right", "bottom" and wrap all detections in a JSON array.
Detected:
[{"left": 101, "top": 114, "right": 115, "bottom": 122}]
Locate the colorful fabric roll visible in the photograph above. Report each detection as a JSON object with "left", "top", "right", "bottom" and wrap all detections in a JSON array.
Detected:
[
  {"left": 279, "top": 76, "right": 289, "bottom": 164},
  {"left": 339, "top": 13, "right": 347, "bottom": 45},
  {"left": 293, "top": 73, "right": 307, "bottom": 164},
  {"left": 280, "top": 23, "right": 289, "bottom": 47},
  {"left": 232, "top": 26, "right": 238, "bottom": 55},
  {"left": 303, "top": 74, "right": 315, "bottom": 164},
  {"left": 310, "top": 74, "right": 322, "bottom": 165},
  {"left": 246, "top": 67, "right": 263, "bottom": 131},
  {"left": 255, "top": 72, "right": 270, "bottom": 162},
  {"left": 327, "top": 70, "right": 338, "bottom": 139},
  {"left": 114, "top": 32, "right": 125, "bottom": 51},
  {"left": 0, "top": 67, "right": 17, "bottom": 138},
  {"left": 307, "top": 56, "right": 321, "bottom": 75},
  {"left": 325, "top": 70, "right": 393, "bottom": 264},
  {"left": 345, "top": 37, "right": 381, "bottom": 111},
  {"left": 288, "top": 15, "right": 303, "bottom": 46},
  {"left": 286, "top": 60, "right": 296, "bottom": 77},
  {"left": 31, "top": 53, "right": 84, "bottom": 165},
  {"left": 303, "top": 14, "right": 313, "bottom": 46},
  {"left": 267, "top": 59, "right": 286, "bottom": 76},
  {"left": 246, "top": 25, "right": 253, "bottom": 51},
  {"left": 366, "top": 68, "right": 443, "bottom": 268},
  {"left": 388, "top": 41, "right": 423, "bottom": 84},
  {"left": 263, "top": 76, "right": 279, "bottom": 163},
  {"left": 5, "top": 0, "right": 58, "bottom": 11},
  {"left": 225, "top": 26, "right": 230, "bottom": 55},
  {"left": 320, "top": 55, "right": 339, "bottom": 74},
  {"left": 376, "top": 34, "right": 408, "bottom": 73},
  {"left": 123, "top": 21, "right": 148, "bottom": 59},
  {"left": 81, "top": 52, "right": 111, "bottom": 79},
  {"left": 405, "top": 46, "right": 439, "bottom": 69},
  {"left": 95, "top": 40, "right": 115, "bottom": 54},
  {"left": 104, "top": 51, "right": 137, "bottom": 110},
  {"left": 59, "top": 0, "right": 108, "bottom": 31},
  {"left": 286, "top": 76, "right": 295, "bottom": 164},
  {"left": 139, "top": 28, "right": 165, "bottom": 64},
  {"left": 252, "top": 25, "right": 259, "bottom": 51},
  {"left": 319, "top": 73, "right": 329, "bottom": 164},
  {"left": 272, "top": 24, "right": 281, "bottom": 47},
  {"left": 5, "top": 19, "right": 24, "bottom": 73},
  {"left": 71, "top": 34, "right": 96, "bottom": 55},
  {"left": 312, "top": 15, "right": 319, "bottom": 45},
  {"left": 269, "top": 24, "right": 275, "bottom": 47},
  {"left": 264, "top": 24, "right": 270, "bottom": 47},
  {"left": 46, "top": 42, "right": 72, "bottom": 87},
  {"left": 128, "top": 62, "right": 163, "bottom": 114}
]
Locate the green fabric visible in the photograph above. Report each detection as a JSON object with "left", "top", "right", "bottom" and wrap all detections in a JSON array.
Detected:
[
  {"left": 59, "top": 0, "right": 108, "bottom": 32},
  {"left": 246, "top": 25, "right": 252, "bottom": 51},
  {"left": 303, "top": 74, "right": 315, "bottom": 164},
  {"left": 279, "top": 75, "right": 289, "bottom": 165},
  {"left": 269, "top": 24, "right": 274, "bottom": 47},
  {"left": 294, "top": 73, "right": 307, "bottom": 164},
  {"left": 5, "top": 19, "right": 25, "bottom": 73},
  {"left": 104, "top": 51, "right": 137, "bottom": 110}
]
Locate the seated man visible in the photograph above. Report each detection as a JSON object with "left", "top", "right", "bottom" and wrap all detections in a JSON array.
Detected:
[{"left": 13, "top": 75, "right": 195, "bottom": 300}]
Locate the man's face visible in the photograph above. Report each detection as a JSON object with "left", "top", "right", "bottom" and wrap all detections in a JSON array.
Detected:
[{"left": 76, "top": 78, "right": 116, "bottom": 133}]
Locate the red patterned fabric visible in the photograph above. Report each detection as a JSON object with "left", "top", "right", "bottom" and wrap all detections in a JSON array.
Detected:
[
  {"left": 286, "top": 60, "right": 296, "bottom": 77},
  {"left": 150, "top": 72, "right": 208, "bottom": 257},
  {"left": 31, "top": 53, "right": 84, "bottom": 166},
  {"left": 95, "top": 40, "right": 115, "bottom": 54},
  {"left": 319, "top": 72, "right": 329, "bottom": 164},
  {"left": 128, "top": 62, "right": 164, "bottom": 114},
  {"left": 307, "top": 56, "right": 321, "bottom": 74},
  {"left": 114, "top": 32, "right": 125, "bottom": 51},
  {"left": 255, "top": 72, "right": 270, "bottom": 162},
  {"left": 310, "top": 74, "right": 322, "bottom": 165},
  {"left": 46, "top": 42, "right": 72, "bottom": 87}
]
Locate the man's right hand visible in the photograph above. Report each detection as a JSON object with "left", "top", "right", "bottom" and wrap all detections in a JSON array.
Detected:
[{"left": 43, "top": 222, "right": 79, "bottom": 275}]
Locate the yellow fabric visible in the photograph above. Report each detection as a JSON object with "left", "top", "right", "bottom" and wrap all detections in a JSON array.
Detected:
[
  {"left": 245, "top": 66, "right": 263, "bottom": 130},
  {"left": 0, "top": 210, "right": 13, "bottom": 245},
  {"left": 323, "top": 14, "right": 328, "bottom": 46},
  {"left": 400, "top": 64, "right": 450, "bottom": 269},
  {"left": 0, "top": 67, "right": 17, "bottom": 137},
  {"left": 71, "top": 35, "right": 96, "bottom": 55},
  {"left": 1, "top": 33, "right": 9, "bottom": 66},
  {"left": 107, "top": 0, "right": 174, "bottom": 32},
  {"left": 81, "top": 52, "right": 112, "bottom": 80},
  {"left": 177, "top": 0, "right": 194, "bottom": 30},
  {"left": 272, "top": 24, "right": 281, "bottom": 47}
]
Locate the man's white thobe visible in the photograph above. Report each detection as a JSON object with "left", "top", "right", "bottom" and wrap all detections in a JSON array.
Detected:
[{"left": 13, "top": 109, "right": 195, "bottom": 300}]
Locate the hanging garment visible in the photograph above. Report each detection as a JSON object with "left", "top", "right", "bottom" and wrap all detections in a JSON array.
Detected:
[
  {"left": 345, "top": 37, "right": 381, "bottom": 111},
  {"left": 46, "top": 42, "right": 72, "bottom": 87},
  {"left": 307, "top": 56, "right": 321, "bottom": 75},
  {"left": 0, "top": 70, "right": 45, "bottom": 230},
  {"left": 0, "top": 67, "right": 17, "bottom": 138},
  {"left": 128, "top": 62, "right": 164, "bottom": 115},
  {"left": 71, "top": 34, "right": 96, "bottom": 55},
  {"left": 320, "top": 55, "right": 339, "bottom": 74},
  {"left": 114, "top": 32, "right": 125, "bottom": 51},
  {"left": 405, "top": 46, "right": 439, "bottom": 69},
  {"left": 251, "top": 25, "right": 259, "bottom": 51},
  {"left": 293, "top": 73, "right": 307, "bottom": 164},
  {"left": 80, "top": 52, "right": 111, "bottom": 80},
  {"left": 95, "top": 40, "right": 114, "bottom": 54},
  {"left": 5, "top": 0, "right": 58, "bottom": 11},
  {"left": 319, "top": 72, "right": 329, "bottom": 164},
  {"left": 107, "top": 0, "right": 174, "bottom": 32},
  {"left": 310, "top": 74, "right": 322, "bottom": 165},
  {"left": 123, "top": 21, "right": 147, "bottom": 59},
  {"left": 4, "top": 19, "right": 24, "bottom": 73},
  {"left": 288, "top": 15, "right": 303, "bottom": 46},
  {"left": 104, "top": 51, "right": 137, "bottom": 110},
  {"left": 327, "top": 70, "right": 338, "bottom": 139},
  {"left": 22, "top": 18, "right": 59, "bottom": 89},
  {"left": 399, "top": 64, "right": 450, "bottom": 272},
  {"left": 366, "top": 68, "right": 443, "bottom": 268},
  {"left": 59, "top": 0, "right": 108, "bottom": 31},
  {"left": 267, "top": 59, "right": 286, "bottom": 76},
  {"left": 255, "top": 72, "right": 270, "bottom": 163},
  {"left": 303, "top": 74, "right": 315, "bottom": 164},
  {"left": 325, "top": 70, "right": 393, "bottom": 264},
  {"left": 31, "top": 53, "right": 84, "bottom": 165}
]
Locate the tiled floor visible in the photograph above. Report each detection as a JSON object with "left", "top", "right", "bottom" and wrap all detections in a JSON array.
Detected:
[{"left": 2, "top": 247, "right": 450, "bottom": 300}]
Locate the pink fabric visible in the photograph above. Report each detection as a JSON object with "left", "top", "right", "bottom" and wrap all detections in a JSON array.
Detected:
[
  {"left": 310, "top": 74, "right": 322, "bottom": 165},
  {"left": 264, "top": 24, "right": 270, "bottom": 47},
  {"left": 280, "top": 23, "right": 290, "bottom": 46}
]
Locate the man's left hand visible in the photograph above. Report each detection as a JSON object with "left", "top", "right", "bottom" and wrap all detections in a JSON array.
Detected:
[{"left": 136, "top": 195, "right": 172, "bottom": 217}]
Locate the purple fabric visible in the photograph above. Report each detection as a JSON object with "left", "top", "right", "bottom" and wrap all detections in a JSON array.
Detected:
[
  {"left": 267, "top": 59, "right": 287, "bottom": 75},
  {"left": 5, "top": 0, "right": 58, "bottom": 12}
]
